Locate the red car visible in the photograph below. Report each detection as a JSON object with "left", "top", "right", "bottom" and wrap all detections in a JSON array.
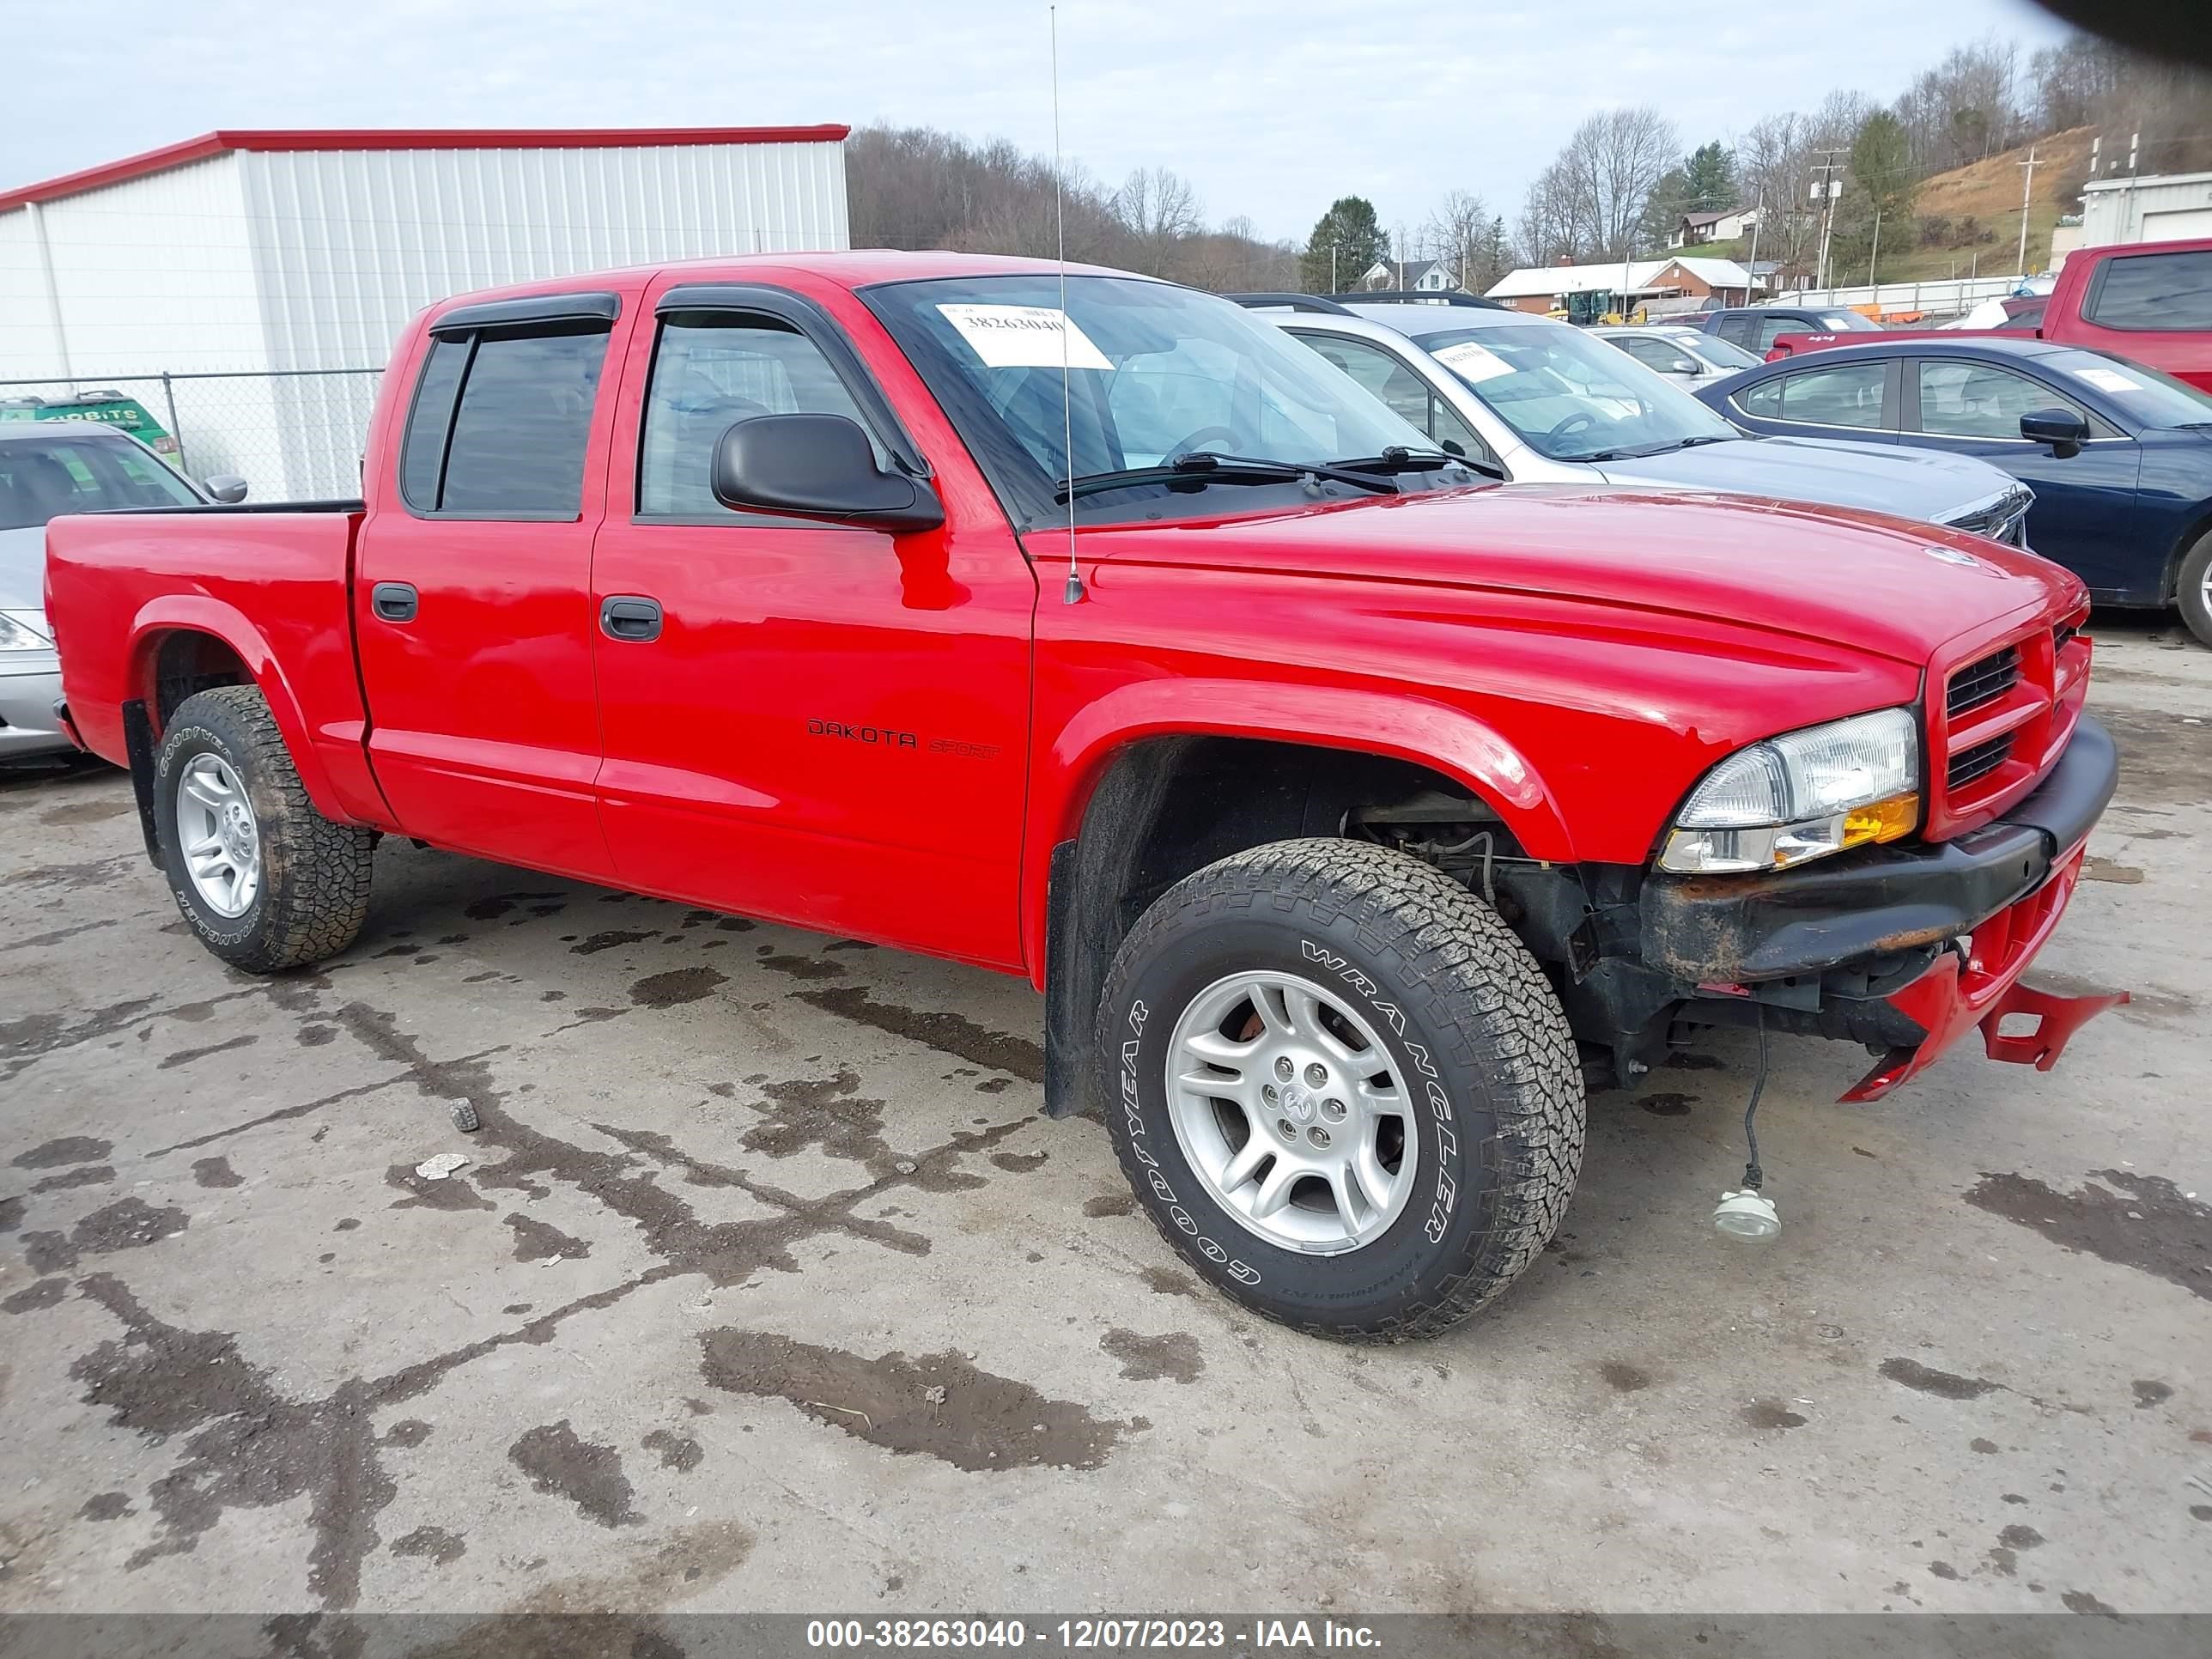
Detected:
[
  {"left": 43, "top": 252, "right": 2124, "bottom": 1339},
  {"left": 1766, "top": 237, "right": 2212, "bottom": 392}
]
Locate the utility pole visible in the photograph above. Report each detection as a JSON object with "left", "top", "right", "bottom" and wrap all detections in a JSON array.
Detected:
[
  {"left": 1745, "top": 192, "right": 1763, "bottom": 295},
  {"left": 2016, "top": 143, "right": 2039, "bottom": 276},
  {"left": 1330, "top": 242, "right": 1338, "bottom": 293},
  {"left": 1809, "top": 150, "right": 1846, "bottom": 295},
  {"left": 1869, "top": 208, "right": 1882, "bottom": 288}
]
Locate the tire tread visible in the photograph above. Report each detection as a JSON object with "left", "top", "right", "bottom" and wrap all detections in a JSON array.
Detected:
[{"left": 1098, "top": 836, "right": 1584, "bottom": 1341}]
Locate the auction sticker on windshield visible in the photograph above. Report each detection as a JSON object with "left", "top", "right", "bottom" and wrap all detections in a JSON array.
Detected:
[
  {"left": 1431, "top": 340, "right": 1514, "bottom": 384},
  {"left": 938, "top": 304, "right": 1113, "bottom": 370}
]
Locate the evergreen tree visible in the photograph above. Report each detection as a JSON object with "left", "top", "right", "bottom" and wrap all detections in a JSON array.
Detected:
[
  {"left": 1682, "top": 141, "right": 1738, "bottom": 210},
  {"left": 1301, "top": 198, "right": 1390, "bottom": 292}
]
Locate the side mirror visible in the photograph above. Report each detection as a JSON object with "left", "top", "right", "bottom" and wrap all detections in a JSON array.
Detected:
[
  {"left": 2019, "top": 407, "right": 2089, "bottom": 457},
  {"left": 1668, "top": 358, "right": 1703, "bottom": 375},
  {"left": 711, "top": 413, "right": 941, "bottom": 534},
  {"left": 204, "top": 474, "right": 248, "bottom": 504}
]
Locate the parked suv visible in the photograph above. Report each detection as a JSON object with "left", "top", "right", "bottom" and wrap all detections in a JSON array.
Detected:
[{"left": 1244, "top": 298, "right": 2033, "bottom": 540}]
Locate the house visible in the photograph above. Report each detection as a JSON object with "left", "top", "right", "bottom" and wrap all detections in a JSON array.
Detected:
[
  {"left": 1355, "top": 257, "right": 1460, "bottom": 293},
  {"left": 1669, "top": 205, "right": 1758, "bottom": 248},
  {"left": 1484, "top": 255, "right": 1758, "bottom": 316}
]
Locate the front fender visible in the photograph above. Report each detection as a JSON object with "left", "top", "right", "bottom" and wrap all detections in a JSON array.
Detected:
[
  {"left": 127, "top": 596, "right": 369, "bottom": 827},
  {"left": 1022, "top": 677, "right": 1575, "bottom": 986}
]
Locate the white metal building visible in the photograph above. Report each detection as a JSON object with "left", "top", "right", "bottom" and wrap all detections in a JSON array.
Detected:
[
  {"left": 2075, "top": 170, "right": 2212, "bottom": 249},
  {"left": 0, "top": 126, "right": 850, "bottom": 496}
]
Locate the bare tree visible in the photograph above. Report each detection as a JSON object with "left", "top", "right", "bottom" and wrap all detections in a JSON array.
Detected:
[
  {"left": 1893, "top": 36, "right": 2021, "bottom": 171},
  {"left": 1553, "top": 107, "right": 1680, "bottom": 260},
  {"left": 1113, "top": 167, "right": 1203, "bottom": 276},
  {"left": 1421, "top": 189, "right": 1492, "bottom": 289},
  {"left": 1515, "top": 158, "right": 1590, "bottom": 267},
  {"left": 1737, "top": 111, "right": 1823, "bottom": 277}
]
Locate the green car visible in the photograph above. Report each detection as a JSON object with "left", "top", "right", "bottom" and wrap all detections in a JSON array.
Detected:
[{"left": 0, "top": 389, "right": 179, "bottom": 458}]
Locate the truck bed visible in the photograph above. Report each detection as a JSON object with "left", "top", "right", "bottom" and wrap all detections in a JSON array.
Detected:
[{"left": 43, "top": 502, "right": 385, "bottom": 827}]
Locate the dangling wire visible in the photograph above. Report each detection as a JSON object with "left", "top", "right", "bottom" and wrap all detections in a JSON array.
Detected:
[
  {"left": 1050, "top": 5, "right": 1085, "bottom": 605},
  {"left": 1741, "top": 1006, "right": 1769, "bottom": 1192}
]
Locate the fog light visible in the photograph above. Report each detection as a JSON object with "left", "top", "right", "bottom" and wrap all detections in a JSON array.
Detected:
[{"left": 1714, "top": 1188, "right": 1781, "bottom": 1240}]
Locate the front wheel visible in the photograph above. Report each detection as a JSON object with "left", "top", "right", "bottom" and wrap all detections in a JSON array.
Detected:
[
  {"left": 1096, "top": 838, "right": 1584, "bottom": 1340},
  {"left": 155, "top": 685, "right": 375, "bottom": 972}
]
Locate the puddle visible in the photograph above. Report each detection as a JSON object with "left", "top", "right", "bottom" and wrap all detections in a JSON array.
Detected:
[{"left": 700, "top": 1328, "right": 1124, "bottom": 1470}]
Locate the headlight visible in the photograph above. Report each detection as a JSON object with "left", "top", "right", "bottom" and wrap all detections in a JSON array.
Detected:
[
  {"left": 0, "top": 610, "right": 53, "bottom": 652},
  {"left": 1659, "top": 708, "right": 1920, "bottom": 874}
]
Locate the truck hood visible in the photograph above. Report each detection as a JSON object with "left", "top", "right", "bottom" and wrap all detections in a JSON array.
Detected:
[
  {"left": 1590, "top": 435, "right": 2016, "bottom": 526},
  {"left": 1082, "top": 484, "right": 2081, "bottom": 666}
]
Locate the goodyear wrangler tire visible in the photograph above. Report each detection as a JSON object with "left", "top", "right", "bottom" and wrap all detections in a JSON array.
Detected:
[
  {"left": 154, "top": 685, "right": 375, "bottom": 973},
  {"left": 1096, "top": 838, "right": 1583, "bottom": 1340}
]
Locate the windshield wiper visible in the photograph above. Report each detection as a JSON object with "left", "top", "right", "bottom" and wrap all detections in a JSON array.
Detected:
[
  {"left": 1055, "top": 450, "right": 1396, "bottom": 502},
  {"left": 1328, "top": 446, "right": 1453, "bottom": 474},
  {"left": 1574, "top": 435, "right": 1737, "bottom": 464}
]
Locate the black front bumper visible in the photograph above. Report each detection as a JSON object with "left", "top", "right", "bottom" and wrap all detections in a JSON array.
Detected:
[{"left": 1639, "top": 715, "right": 2118, "bottom": 985}]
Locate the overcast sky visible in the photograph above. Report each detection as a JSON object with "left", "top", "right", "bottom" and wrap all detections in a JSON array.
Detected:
[{"left": 4, "top": 0, "right": 2074, "bottom": 246}]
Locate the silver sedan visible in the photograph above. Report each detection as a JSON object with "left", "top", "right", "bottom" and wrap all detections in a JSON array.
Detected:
[{"left": 0, "top": 424, "right": 238, "bottom": 762}]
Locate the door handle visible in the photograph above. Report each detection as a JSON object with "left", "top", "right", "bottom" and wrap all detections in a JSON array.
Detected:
[
  {"left": 370, "top": 581, "right": 418, "bottom": 623},
  {"left": 600, "top": 595, "right": 663, "bottom": 642}
]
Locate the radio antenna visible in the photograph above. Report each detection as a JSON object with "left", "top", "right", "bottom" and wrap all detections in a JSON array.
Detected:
[{"left": 1051, "top": 3, "right": 1085, "bottom": 605}]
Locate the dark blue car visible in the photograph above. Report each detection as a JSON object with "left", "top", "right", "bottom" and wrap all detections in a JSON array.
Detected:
[{"left": 1698, "top": 337, "right": 2212, "bottom": 646}]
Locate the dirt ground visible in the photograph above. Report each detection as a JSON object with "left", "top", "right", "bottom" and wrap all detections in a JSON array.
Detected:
[{"left": 2, "top": 617, "right": 2208, "bottom": 1620}]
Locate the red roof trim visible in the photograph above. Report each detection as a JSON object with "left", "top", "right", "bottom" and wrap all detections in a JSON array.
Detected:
[{"left": 0, "top": 125, "right": 851, "bottom": 214}]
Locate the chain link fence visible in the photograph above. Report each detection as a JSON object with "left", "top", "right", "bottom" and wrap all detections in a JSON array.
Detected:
[{"left": 0, "top": 368, "right": 385, "bottom": 503}]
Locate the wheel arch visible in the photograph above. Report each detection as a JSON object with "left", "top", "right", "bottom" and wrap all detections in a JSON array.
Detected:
[
  {"left": 1029, "top": 684, "right": 1575, "bottom": 1120},
  {"left": 125, "top": 599, "right": 356, "bottom": 828}
]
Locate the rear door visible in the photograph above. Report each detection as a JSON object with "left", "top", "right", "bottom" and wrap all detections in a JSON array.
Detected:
[
  {"left": 1899, "top": 355, "right": 2142, "bottom": 596},
  {"left": 1727, "top": 357, "right": 1900, "bottom": 442},
  {"left": 353, "top": 293, "right": 635, "bottom": 878},
  {"left": 586, "top": 278, "right": 1036, "bottom": 967}
]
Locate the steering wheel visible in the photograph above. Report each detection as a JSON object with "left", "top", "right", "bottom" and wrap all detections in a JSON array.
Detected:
[
  {"left": 1164, "top": 426, "right": 1244, "bottom": 459},
  {"left": 1544, "top": 411, "right": 1600, "bottom": 445}
]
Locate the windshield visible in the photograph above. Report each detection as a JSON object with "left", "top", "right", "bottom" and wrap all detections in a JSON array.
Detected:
[
  {"left": 1409, "top": 321, "right": 1738, "bottom": 461},
  {"left": 0, "top": 433, "right": 198, "bottom": 531},
  {"left": 1685, "top": 334, "right": 1763, "bottom": 371},
  {"left": 862, "top": 274, "right": 1454, "bottom": 524},
  {"left": 2045, "top": 349, "right": 2212, "bottom": 429},
  {"left": 1822, "top": 312, "right": 1882, "bottom": 331}
]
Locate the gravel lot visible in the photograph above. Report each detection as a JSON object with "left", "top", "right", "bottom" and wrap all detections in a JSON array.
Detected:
[{"left": 2, "top": 618, "right": 2208, "bottom": 1620}]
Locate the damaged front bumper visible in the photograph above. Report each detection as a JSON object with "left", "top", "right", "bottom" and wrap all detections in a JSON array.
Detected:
[{"left": 1639, "top": 714, "right": 2127, "bottom": 1102}]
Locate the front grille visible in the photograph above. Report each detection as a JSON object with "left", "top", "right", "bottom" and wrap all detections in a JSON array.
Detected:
[
  {"left": 1948, "top": 733, "right": 2014, "bottom": 791},
  {"left": 2053, "top": 620, "right": 2079, "bottom": 653},
  {"left": 1947, "top": 644, "right": 2021, "bottom": 718},
  {"left": 1947, "top": 489, "right": 2033, "bottom": 547}
]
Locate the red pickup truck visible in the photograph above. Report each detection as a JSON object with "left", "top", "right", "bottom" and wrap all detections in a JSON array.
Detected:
[
  {"left": 1768, "top": 237, "right": 2212, "bottom": 391},
  {"left": 44, "top": 252, "right": 2125, "bottom": 1339}
]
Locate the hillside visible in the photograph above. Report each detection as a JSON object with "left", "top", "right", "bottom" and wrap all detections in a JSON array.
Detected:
[
  {"left": 1893, "top": 125, "right": 2097, "bottom": 280},
  {"left": 1686, "top": 128, "right": 2097, "bottom": 285}
]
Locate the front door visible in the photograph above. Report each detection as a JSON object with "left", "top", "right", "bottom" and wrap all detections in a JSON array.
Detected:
[
  {"left": 1901, "top": 356, "right": 2142, "bottom": 597},
  {"left": 354, "top": 296, "right": 635, "bottom": 879},
  {"left": 586, "top": 279, "right": 1036, "bottom": 968}
]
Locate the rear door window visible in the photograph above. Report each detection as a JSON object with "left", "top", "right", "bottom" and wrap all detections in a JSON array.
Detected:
[
  {"left": 2083, "top": 249, "right": 2212, "bottom": 331},
  {"left": 1775, "top": 361, "right": 1887, "bottom": 428},
  {"left": 1756, "top": 314, "right": 1807, "bottom": 350},
  {"left": 400, "top": 322, "right": 611, "bottom": 518}
]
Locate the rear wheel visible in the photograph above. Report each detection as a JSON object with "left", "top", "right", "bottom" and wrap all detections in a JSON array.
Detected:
[
  {"left": 154, "top": 685, "right": 374, "bottom": 972},
  {"left": 2178, "top": 531, "right": 2212, "bottom": 649},
  {"left": 1096, "top": 838, "right": 1584, "bottom": 1340}
]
